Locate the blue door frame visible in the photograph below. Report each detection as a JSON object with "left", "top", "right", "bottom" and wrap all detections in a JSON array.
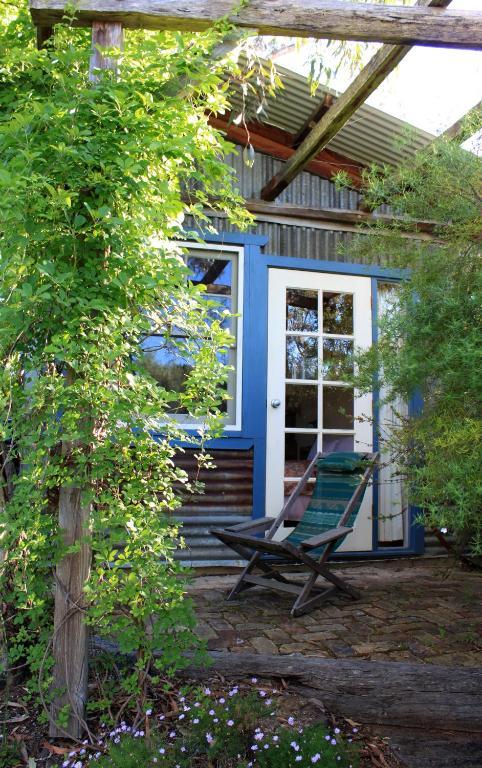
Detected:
[{"left": 173, "top": 230, "right": 425, "bottom": 557}]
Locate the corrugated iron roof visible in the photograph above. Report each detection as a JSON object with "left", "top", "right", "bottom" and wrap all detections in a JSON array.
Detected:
[{"left": 228, "top": 61, "right": 435, "bottom": 167}]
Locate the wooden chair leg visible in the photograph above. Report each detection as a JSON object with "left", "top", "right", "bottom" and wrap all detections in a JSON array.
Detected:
[{"left": 318, "top": 566, "right": 361, "bottom": 600}]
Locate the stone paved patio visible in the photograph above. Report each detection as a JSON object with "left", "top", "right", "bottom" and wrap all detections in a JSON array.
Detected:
[{"left": 189, "top": 558, "right": 482, "bottom": 666}]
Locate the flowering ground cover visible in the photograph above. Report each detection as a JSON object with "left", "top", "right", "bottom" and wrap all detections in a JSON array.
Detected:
[{"left": 58, "top": 682, "right": 359, "bottom": 768}]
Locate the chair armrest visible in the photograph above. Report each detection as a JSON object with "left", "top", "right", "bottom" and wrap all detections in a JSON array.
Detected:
[
  {"left": 223, "top": 517, "right": 273, "bottom": 533},
  {"left": 300, "top": 526, "right": 353, "bottom": 550}
]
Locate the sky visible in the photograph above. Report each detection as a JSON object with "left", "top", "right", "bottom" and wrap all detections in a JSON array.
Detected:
[{"left": 274, "top": 0, "right": 481, "bottom": 139}]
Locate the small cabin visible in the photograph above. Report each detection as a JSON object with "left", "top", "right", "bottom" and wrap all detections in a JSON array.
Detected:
[{"left": 146, "top": 64, "right": 442, "bottom": 566}]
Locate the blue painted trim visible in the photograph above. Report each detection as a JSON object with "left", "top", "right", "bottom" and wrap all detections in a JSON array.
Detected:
[
  {"left": 408, "top": 390, "right": 426, "bottom": 554},
  {"left": 263, "top": 253, "right": 408, "bottom": 282},
  {"left": 371, "top": 278, "right": 380, "bottom": 552},
  {"left": 186, "top": 230, "right": 269, "bottom": 247},
  {"left": 331, "top": 548, "right": 420, "bottom": 560}
]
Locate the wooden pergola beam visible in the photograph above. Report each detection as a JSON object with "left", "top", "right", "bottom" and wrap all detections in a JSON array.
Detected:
[
  {"left": 260, "top": 0, "right": 453, "bottom": 202},
  {"left": 441, "top": 99, "right": 482, "bottom": 141},
  {"left": 30, "top": 0, "right": 482, "bottom": 50}
]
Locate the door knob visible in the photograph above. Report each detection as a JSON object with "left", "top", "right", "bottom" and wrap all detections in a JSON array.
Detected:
[{"left": 271, "top": 398, "right": 281, "bottom": 408}]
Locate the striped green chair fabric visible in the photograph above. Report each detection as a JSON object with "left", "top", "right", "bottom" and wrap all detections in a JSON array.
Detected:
[{"left": 285, "top": 452, "right": 371, "bottom": 556}]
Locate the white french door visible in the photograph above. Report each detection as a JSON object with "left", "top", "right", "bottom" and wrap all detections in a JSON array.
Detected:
[{"left": 266, "top": 269, "right": 373, "bottom": 551}]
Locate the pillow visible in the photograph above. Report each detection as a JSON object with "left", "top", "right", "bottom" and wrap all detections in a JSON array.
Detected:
[{"left": 318, "top": 452, "right": 368, "bottom": 473}]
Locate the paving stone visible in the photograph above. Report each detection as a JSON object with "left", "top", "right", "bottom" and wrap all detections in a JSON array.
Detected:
[
  {"left": 278, "top": 642, "right": 316, "bottom": 654},
  {"left": 352, "top": 642, "right": 394, "bottom": 655},
  {"left": 251, "top": 637, "right": 279, "bottom": 655},
  {"left": 302, "top": 631, "right": 338, "bottom": 642}
]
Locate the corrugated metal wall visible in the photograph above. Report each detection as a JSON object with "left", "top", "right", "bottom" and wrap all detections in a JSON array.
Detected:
[
  {"left": 174, "top": 449, "right": 253, "bottom": 567},
  {"left": 187, "top": 149, "right": 392, "bottom": 263}
]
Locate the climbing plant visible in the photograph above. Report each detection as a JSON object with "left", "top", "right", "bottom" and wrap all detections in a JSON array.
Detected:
[
  {"left": 0, "top": 0, "right": 253, "bottom": 730},
  {"left": 339, "top": 131, "right": 482, "bottom": 556}
]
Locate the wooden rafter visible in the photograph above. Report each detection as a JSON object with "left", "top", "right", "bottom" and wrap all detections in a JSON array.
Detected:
[
  {"left": 244, "top": 200, "right": 438, "bottom": 234},
  {"left": 291, "top": 93, "right": 334, "bottom": 149},
  {"left": 209, "top": 115, "right": 365, "bottom": 188},
  {"left": 30, "top": 0, "right": 482, "bottom": 50},
  {"left": 260, "top": 0, "right": 453, "bottom": 202},
  {"left": 441, "top": 99, "right": 482, "bottom": 141}
]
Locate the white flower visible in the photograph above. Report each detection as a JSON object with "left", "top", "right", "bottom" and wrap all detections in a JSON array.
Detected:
[
  {"left": 334, "top": 727, "right": 340, "bottom": 734},
  {"left": 159, "top": 748, "right": 165, "bottom": 754},
  {"left": 264, "top": 743, "right": 269, "bottom": 749},
  {"left": 146, "top": 709, "right": 152, "bottom": 716},
  {"left": 272, "top": 736, "right": 279, "bottom": 743},
  {"left": 178, "top": 714, "right": 185, "bottom": 720},
  {"left": 193, "top": 718, "right": 200, "bottom": 724},
  {"left": 295, "top": 756, "right": 302, "bottom": 762}
]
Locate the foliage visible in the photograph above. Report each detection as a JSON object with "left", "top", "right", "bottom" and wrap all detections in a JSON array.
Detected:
[
  {"left": 60, "top": 684, "right": 359, "bottom": 768},
  {"left": 0, "top": 0, "right": 252, "bottom": 725},
  {"left": 339, "top": 135, "right": 482, "bottom": 555}
]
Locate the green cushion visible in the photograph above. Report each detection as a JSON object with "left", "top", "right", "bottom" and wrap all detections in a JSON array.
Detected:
[{"left": 318, "top": 451, "right": 368, "bottom": 473}]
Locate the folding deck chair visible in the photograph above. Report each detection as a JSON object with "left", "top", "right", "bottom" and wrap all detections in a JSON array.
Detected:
[{"left": 211, "top": 451, "right": 378, "bottom": 617}]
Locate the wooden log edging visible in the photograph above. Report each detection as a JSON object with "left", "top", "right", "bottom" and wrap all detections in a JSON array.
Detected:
[{"left": 179, "top": 651, "right": 482, "bottom": 734}]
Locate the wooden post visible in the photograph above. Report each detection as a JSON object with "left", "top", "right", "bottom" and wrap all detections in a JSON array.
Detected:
[
  {"left": 49, "top": 23, "right": 123, "bottom": 739},
  {"left": 89, "top": 21, "right": 124, "bottom": 81}
]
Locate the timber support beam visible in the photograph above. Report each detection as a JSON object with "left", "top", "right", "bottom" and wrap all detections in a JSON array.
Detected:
[{"left": 30, "top": 1, "right": 482, "bottom": 51}]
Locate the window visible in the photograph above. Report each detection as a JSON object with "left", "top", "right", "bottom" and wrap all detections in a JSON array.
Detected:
[{"left": 140, "top": 244, "right": 243, "bottom": 429}]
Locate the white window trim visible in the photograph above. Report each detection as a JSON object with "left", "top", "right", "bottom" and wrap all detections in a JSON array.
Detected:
[{"left": 176, "top": 241, "right": 244, "bottom": 432}]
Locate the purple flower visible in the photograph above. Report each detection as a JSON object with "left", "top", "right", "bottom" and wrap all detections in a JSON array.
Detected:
[
  {"left": 169, "top": 731, "right": 176, "bottom": 738},
  {"left": 206, "top": 733, "right": 214, "bottom": 745},
  {"left": 146, "top": 708, "right": 152, "bottom": 716},
  {"left": 178, "top": 714, "right": 185, "bottom": 720},
  {"left": 334, "top": 727, "right": 340, "bottom": 734},
  {"left": 209, "top": 709, "right": 215, "bottom": 716},
  {"left": 331, "top": 738, "right": 337, "bottom": 745},
  {"left": 288, "top": 716, "right": 295, "bottom": 725},
  {"left": 251, "top": 677, "right": 258, "bottom": 683},
  {"left": 352, "top": 727, "right": 358, "bottom": 733},
  {"left": 272, "top": 736, "right": 279, "bottom": 743},
  {"left": 311, "top": 755, "right": 321, "bottom": 764},
  {"left": 290, "top": 741, "right": 300, "bottom": 751},
  {"left": 254, "top": 732, "right": 264, "bottom": 741},
  {"left": 193, "top": 718, "right": 199, "bottom": 724},
  {"left": 251, "top": 745, "right": 258, "bottom": 752},
  {"left": 295, "top": 757, "right": 302, "bottom": 763},
  {"left": 159, "top": 748, "right": 165, "bottom": 755},
  {"left": 259, "top": 690, "right": 266, "bottom": 697},
  {"left": 227, "top": 720, "right": 234, "bottom": 727},
  {"left": 204, "top": 688, "right": 211, "bottom": 695}
]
